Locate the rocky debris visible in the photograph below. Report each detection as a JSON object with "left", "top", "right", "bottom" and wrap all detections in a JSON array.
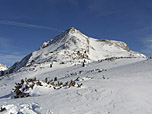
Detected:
[
  {"left": 65, "top": 68, "right": 106, "bottom": 78},
  {"left": 98, "top": 56, "right": 137, "bottom": 62}
]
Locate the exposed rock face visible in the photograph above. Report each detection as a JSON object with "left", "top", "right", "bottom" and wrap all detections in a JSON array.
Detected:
[
  {"left": 101, "top": 39, "right": 130, "bottom": 52},
  {"left": 39, "top": 42, "right": 49, "bottom": 50},
  {"left": 9, "top": 27, "right": 147, "bottom": 72},
  {"left": 112, "top": 40, "right": 130, "bottom": 52}
]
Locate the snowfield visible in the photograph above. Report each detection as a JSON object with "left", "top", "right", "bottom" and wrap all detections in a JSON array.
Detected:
[{"left": 1, "top": 58, "right": 152, "bottom": 114}]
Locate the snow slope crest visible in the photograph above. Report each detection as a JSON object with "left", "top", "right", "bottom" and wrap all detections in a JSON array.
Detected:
[
  {"left": 9, "top": 27, "right": 146, "bottom": 72},
  {"left": 0, "top": 64, "right": 8, "bottom": 71}
]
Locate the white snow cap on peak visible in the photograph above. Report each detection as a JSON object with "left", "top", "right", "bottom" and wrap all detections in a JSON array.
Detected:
[
  {"left": 63, "top": 27, "right": 87, "bottom": 37},
  {"left": 0, "top": 63, "right": 8, "bottom": 71}
]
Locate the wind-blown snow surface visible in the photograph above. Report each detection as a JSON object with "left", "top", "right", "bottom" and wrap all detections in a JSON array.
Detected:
[{"left": 1, "top": 57, "right": 152, "bottom": 114}]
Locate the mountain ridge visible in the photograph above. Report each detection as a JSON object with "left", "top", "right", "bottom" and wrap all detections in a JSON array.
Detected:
[{"left": 9, "top": 27, "right": 146, "bottom": 72}]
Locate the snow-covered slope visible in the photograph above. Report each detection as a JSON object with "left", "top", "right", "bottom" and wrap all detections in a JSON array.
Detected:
[
  {"left": 1, "top": 57, "right": 152, "bottom": 114},
  {"left": 9, "top": 27, "right": 146, "bottom": 72},
  {"left": 0, "top": 64, "right": 8, "bottom": 71}
]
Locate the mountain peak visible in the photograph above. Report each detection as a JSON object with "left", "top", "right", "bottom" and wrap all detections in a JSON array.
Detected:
[
  {"left": 63, "top": 27, "right": 78, "bottom": 35},
  {"left": 9, "top": 27, "right": 147, "bottom": 72},
  {"left": 65, "top": 27, "right": 76, "bottom": 32}
]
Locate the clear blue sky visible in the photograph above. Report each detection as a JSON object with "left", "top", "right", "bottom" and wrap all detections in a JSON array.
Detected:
[{"left": 0, "top": 0, "right": 152, "bottom": 66}]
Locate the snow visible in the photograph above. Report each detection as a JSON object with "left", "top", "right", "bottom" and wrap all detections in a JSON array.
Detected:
[
  {"left": 1, "top": 103, "right": 41, "bottom": 114},
  {"left": 9, "top": 27, "right": 146, "bottom": 72},
  {"left": 0, "top": 27, "right": 150, "bottom": 114},
  {"left": 1, "top": 57, "right": 152, "bottom": 114},
  {"left": 0, "top": 64, "right": 8, "bottom": 71}
]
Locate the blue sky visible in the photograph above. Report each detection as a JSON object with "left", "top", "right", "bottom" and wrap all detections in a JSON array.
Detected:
[{"left": 0, "top": 0, "right": 152, "bottom": 66}]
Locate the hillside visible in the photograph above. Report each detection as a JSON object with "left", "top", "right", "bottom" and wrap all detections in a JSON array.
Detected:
[{"left": 1, "top": 57, "right": 152, "bottom": 114}]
